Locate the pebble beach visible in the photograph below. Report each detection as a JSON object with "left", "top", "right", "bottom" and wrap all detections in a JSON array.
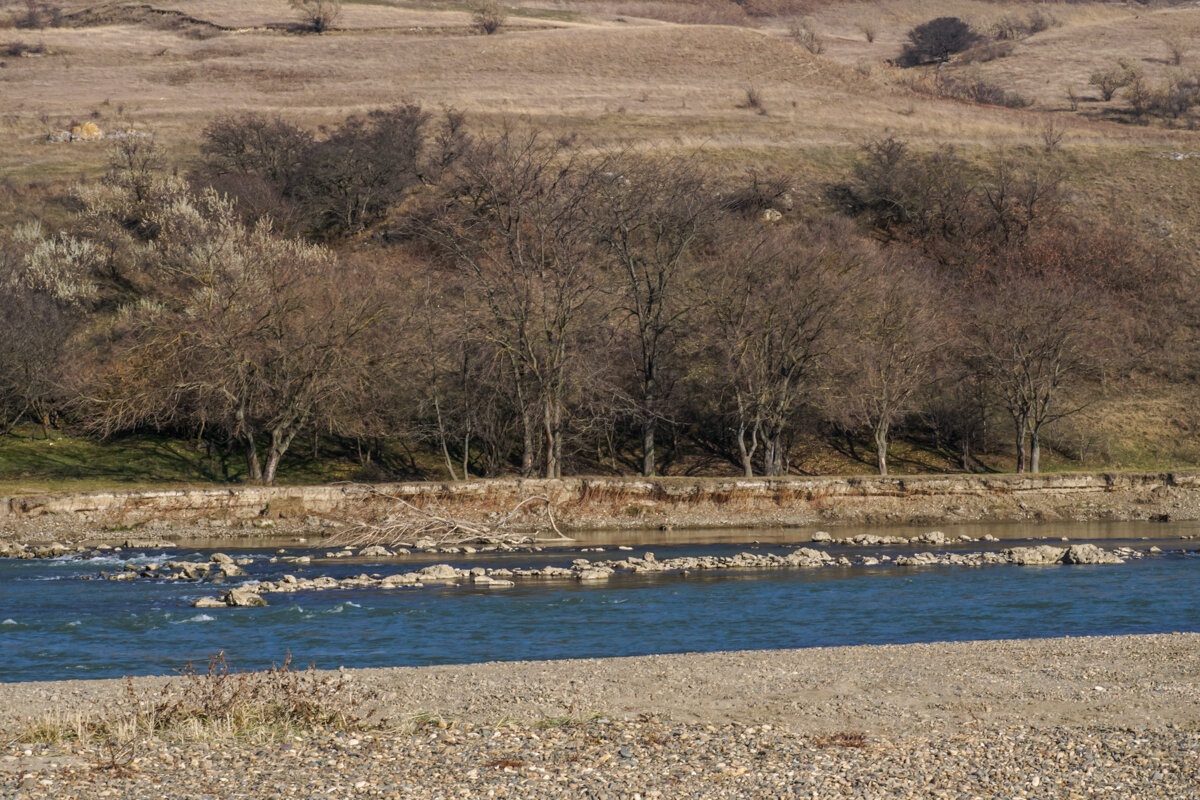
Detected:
[{"left": 3, "top": 633, "right": 1198, "bottom": 798}]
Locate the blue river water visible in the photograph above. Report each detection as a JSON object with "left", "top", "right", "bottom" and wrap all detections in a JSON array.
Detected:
[{"left": 1, "top": 525, "right": 1198, "bottom": 682}]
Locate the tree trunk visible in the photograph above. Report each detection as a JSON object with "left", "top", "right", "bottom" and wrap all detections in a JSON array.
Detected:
[
  {"left": 641, "top": 419, "right": 656, "bottom": 477},
  {"left": 543, "top": 392, "right": 560, "bottom": 479},
  {"left": 262, "top": 425, "right": 301, "bottom": 485},
  {"left": 1014, "top": 413, "right": 1028, "bottom": 474},
  {"left": 433, "top": 392, "right": 459, "bottom": 481},
  {"left": 736, "top": 419, "right": 757, "bottom": 477},
  {"left": 763, "top": 430, "right": 785, "bottom": 476},
  {"left": 244, "top": 437, "right": 263, "bottom": 483},
  {"left": 874, "top": 420, "right": 889, "bottom": 476},
  {"left": 520, "top": 408, "right": 535, "bottom": 477},
  {"left": 1030, "top": 426, "right": 1041, "bottom": 474}
]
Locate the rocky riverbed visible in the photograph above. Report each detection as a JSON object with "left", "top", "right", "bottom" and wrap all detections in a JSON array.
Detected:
[
  {"left": 4, "top": 534, "right": 1174, "bottom": 608},
  {"left": 2, "top": 634, "right": 1198, "bottom": 799}
]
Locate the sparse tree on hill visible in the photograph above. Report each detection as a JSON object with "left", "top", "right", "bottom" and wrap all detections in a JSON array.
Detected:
[
  {"left": 290, "top": 0, "right": 342, "bottom": 33},
  {"left": 471, "top": 0, "right": 506, "bottom": 35},
  {"left": 898, "top": 17, "right": 981, "bottom": 67}
]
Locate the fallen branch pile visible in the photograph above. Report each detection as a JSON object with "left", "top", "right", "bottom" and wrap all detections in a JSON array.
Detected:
[{"left": 329, "top": 487, "right": 573, "bottom": 549}]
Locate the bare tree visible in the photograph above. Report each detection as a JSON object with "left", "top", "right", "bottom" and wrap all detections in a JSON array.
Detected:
[
  {"left": 589, "top": 156, "right": 716, "bottom": 476},
  {"left": 700, "top": 218, "right": 859, "bottom": 477},
  {"left": 828, "top": 259, "right": 944, "bottom": 474},
  {"left": 290, "top": 0, "right": 341, "bottom": 33},
  {"left": 964, "top": 256, "right": 1106, "bottom": 474},
  {"left": 426, "top": 128, "right": 604, "bottom": 478},
  {"left": 80, "top": 185, "right": 384, "bottom": 484},
  {"left": 470, "top": 0, "right": 505, "bottom": 34},
  {"left": 199, "top": 106, "right": 430, "bottom": 238}
]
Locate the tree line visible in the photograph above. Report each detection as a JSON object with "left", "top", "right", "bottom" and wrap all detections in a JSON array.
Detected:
[{"left": 0, "top": 108, "right": 1182, "bottom": 483}]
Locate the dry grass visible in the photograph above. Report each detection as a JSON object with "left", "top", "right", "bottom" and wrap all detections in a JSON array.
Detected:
[
  {"left": 5, "top": 0, "right": 1195, "bottom": 187},
  {"left": 18, "top": 652, "right": 371, "bottom": 745}
]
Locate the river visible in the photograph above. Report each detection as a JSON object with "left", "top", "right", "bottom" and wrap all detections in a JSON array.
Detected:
[{"left": 2, "top": 521, "right": 1197, "bottom": 682}]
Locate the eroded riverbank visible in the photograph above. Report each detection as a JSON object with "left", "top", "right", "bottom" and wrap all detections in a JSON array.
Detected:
[{"left": 6, "top": 472, "right": 1200, "bottom": 545}]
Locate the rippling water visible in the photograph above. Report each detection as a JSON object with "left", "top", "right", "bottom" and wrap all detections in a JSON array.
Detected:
[{"left": 2, "top": 522, "right": 1198, "bottom": 682}]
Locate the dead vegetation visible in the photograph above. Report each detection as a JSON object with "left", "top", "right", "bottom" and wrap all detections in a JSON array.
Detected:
[
  {"left": 329, "top": 488, "right": 572, "bottom": 548},
  {"left": 19, "top": 652, "right": 371, "bottom": 745}
]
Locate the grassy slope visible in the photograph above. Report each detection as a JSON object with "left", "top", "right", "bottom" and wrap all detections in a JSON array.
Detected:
[{"left": 2, "top": 0, "right": 1198, "bottom": 483}]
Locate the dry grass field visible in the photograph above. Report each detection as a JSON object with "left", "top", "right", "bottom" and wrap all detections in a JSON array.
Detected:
[{"left": 3, "top": 0, "right": 1200, "bottom": 476}]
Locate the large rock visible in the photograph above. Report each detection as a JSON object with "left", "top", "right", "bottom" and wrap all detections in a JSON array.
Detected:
[
  {"left": 192, "top": 596, "right": 226, "bottom": 608},
  {"left": 1063, "top": 544, "right": 1124, "bottom": 565},
  {"left": 223, "top": 588, "right": 267, "bottom": 607},
  {"left": 419, "top": 563, "right": 459, "bottom": 580},
  {"left": 1005, "top": 545, "right": 1067, "bottom": 565},
  {"left": 577, "top": 569, "right": 612, "bottom": 581},
  {"left": 358, "top": 545, "right": 392, "bottom": 558},
  {"left": 809, "top": 531, "right": 833, "bottom": 543}
]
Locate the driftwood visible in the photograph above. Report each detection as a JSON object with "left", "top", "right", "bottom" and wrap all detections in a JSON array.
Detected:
[{"left": 328, "top": 487, "right": 573, "bottom": 549}]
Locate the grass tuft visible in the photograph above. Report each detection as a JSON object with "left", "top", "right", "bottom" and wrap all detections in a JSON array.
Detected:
[{"left": 19, "top": 652, "right": 372, "bottom": 745}]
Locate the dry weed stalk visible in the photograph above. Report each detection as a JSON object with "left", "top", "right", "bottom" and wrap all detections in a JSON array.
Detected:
[
  {"left": 331, "top": 487, "right": 573, "bottom": 548},
  {"left": 19, "top": 652, "right": 368, "bottom": 745}
]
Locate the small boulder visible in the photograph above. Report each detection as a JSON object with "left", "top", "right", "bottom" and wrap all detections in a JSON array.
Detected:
[
  {"left": 223, "top": 588, "right": 267, "bottom": 607},
  {"left": 1063, "top": 544, "right": 1124, "bottom": 565},
  {"left": 809, "top": 532, "right": 833, "bottom": 543},
  {"left": 358, "top": 545, "right": 392, "bottom": 558},
  {"left": 192, "top": 596, "right": 226, "bottom": 608}
]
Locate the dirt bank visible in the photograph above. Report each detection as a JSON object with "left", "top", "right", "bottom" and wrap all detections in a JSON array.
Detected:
[{"left": 4, "top": 471, "right": 1200, "bottom": 543}]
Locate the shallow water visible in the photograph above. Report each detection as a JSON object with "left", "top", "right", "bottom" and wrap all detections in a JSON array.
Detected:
[{"left": 2, "top": 521, "right": 1198, "bottom": 682}]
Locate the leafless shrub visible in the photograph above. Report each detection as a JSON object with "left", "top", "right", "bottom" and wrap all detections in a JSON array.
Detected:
[
  {"left": 958, "top": 41, "right": 1014, "bottom": 65},
  {"left": 20, "top": 652, "right": 371, "bottom": 744},
  {"left": 471, "top": 0, "right": 506, "bottom": 35},
  {"left": 858, "top": 21, "right": 875, "bottom": 43},
  {"left": 1025, "top": 8, "right": 1056, "bottom": 35},
  {"left": 1, "top": 40, "right": 46, "bottom": 56},
  {"left": 718, "top": 170, "right": 791, "bottom": 216},
  {"left": 290, "top": 0, "right": 341, "bottom": 33},
  {"left": 13, "top": 0, "right": 60, "bottom": 29},
  {"left": 739, "top": 85, "right": 767, "bottom": 113},
  {"left": 1163, "top": 33, "right": 1188, "bottom": 67},
  {"left": 1038, "top": 120, "right": 1066, "bottom": 152},
  {"left": 991, "top": 9, "right": 1057, "bottom": 40},
  {"left": 1090, "top": 59, "right": 1139, "bottom": 102},
  {"left": 788, "top": 19, "right": 824, "bottom": 54},
  {"left": 1066, "top": 86, "right": 1080, "bottom": 111},
  {"left": 917, "top": 70, "right": 1030, "bottom": 108}
]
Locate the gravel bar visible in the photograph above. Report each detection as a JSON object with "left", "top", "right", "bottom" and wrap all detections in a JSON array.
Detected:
[{"left": 2, "top": 633, "right": 1198, "bottom": 798}]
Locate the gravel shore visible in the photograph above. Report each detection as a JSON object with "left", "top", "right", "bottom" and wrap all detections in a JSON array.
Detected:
[{"left": 3, "top": 634, "right": 1198, "bottom": 798}]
